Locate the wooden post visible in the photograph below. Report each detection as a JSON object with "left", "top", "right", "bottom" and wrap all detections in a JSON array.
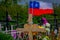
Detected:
[
  {"left": 58, "top": 27, "right": 60, "bottom": 40},
  {"left": 11, "top": 25, "right": 14, "bottom": 30},
  {"left": 27, "top": 14, "right": 33, "bottom": 24},
  {"left": 27, "top": 14, "right": 33, "bottom": 40},
  {"left": 6, "top": 27, "right": 8, "bottom": 34},
  {"left": 0, "top": 23, "right": 2, "bottom": 31}
]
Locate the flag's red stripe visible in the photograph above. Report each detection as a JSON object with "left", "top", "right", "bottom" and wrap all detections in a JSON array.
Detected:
[{"left": 29, "top": 8, "right": 54, "bottom": 16}]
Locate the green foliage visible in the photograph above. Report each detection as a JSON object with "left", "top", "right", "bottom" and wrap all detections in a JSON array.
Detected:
[
  {"left": 0, "top": 32, "right": 14, "bottom": 40},
  {"left": 0, "top": 0, "right": 60, "bottom": 28}
]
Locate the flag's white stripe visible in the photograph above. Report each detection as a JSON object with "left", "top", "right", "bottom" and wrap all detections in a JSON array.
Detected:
[{"left": 38, "top": 1, "right": 53, "bottom": 9}]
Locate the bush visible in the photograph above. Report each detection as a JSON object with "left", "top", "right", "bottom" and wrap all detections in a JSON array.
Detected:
[{"left": 0, "top": 32, "right": 14, "bottom": 40}]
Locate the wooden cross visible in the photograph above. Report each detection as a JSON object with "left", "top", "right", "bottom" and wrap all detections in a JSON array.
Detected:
[
  {"left": 16, "top": 14, "right": 46, "bottom": 40},
  {"left": 16, "top": 24, "right": 46, "bottom": 40}
]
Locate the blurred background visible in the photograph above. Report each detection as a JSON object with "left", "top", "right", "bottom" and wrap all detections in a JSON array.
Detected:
[{"left": 0, "top": 0, "right": 60, "bottom": 40}]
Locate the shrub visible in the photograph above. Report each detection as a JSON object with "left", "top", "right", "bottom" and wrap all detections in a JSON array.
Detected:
[{"left": 0, "top": 32, "right": 14, "bottom": 40}]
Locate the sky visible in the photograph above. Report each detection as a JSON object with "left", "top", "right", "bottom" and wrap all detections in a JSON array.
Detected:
[
  {"left": 30, "top": 0, "right": 60, "bottom": 4},
  {"left": 37, "top": 0, "right": 60, "bottom": 4},
  {"left": 19, "top": 0, "right": 60, "bottom": 5},
  {"left": 0, "top": 0, "right": 60, "bottom": 5}
]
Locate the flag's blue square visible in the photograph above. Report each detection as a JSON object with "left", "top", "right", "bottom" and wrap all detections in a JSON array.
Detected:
[{"left": 30, "top": 1, "right": 40, "bottom": 8}]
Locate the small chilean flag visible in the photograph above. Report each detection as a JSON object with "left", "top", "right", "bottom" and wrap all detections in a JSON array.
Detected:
[{"left": 29, "top": 1, "right": 54, "bottom": 16}]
